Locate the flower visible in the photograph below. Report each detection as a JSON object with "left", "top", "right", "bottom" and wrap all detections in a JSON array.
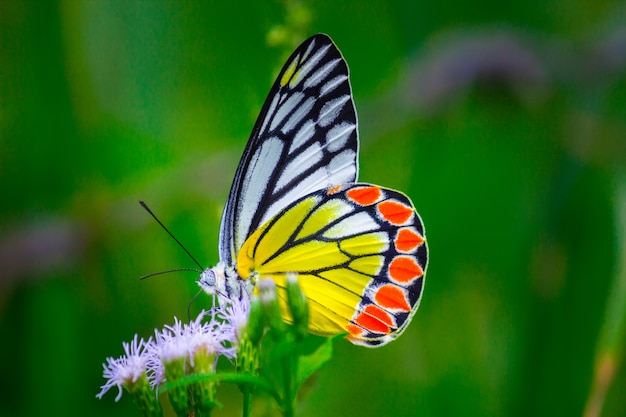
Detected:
[
  {"left": 142, "top": 310, "right": 238, "bottom": 415},
  {"left": 145, "top": 310, "right": 237, "bottom": 389},
  {"left": 218, "top": 295, "right": 251, "bottom": 342},
  {"left": 96, "top": 334, "right": 151, "bottom": 401}
]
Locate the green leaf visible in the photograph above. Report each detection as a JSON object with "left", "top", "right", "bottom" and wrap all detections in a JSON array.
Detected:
[{"left": 296, "top": 334, "right": 344, "bottom": 386}]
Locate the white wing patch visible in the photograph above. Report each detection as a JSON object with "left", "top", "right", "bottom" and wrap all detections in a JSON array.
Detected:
[
  {"left": 276, "top": 142, "right": 323, "bottom": 190},
  {"left": 236, "top": 137, "right": 284, "bottom": 251},
  {"left": 270, "top": 92, "right": 305, "bottom": 132},
  {"left": 288, "top": 119, "right": 316, "bottom": 154},
  {"left": 282, "top": 97, "right": 315, "bottom": 135},
  {"left": 327, "top": 149, "right": 357, "bottom": 183},
  {"left": 326, "top": 122, "right": 356, "bottom": 152},
  {"left": 319, "top": 95, "right": 350, "bottom": 127},
  {"left": 304, "top": 58, "right": 341, "bottom": 89},
  {"left": 323, "top": 211, "right": 379, "bottom": 239},
  {"left": 321, "top": 75, "right": 348, "bottom": 97},
  {"left": 264, "top": 165, "right": 328, "bottom": 224}
]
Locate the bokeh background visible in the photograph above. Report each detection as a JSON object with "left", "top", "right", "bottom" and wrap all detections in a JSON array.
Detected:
[{"left": 2, "top": 1, "right": 626, "bottom": 416}]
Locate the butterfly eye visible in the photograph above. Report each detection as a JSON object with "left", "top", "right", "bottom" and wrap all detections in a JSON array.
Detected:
[{"left": 199, "top": 268, "right": 217, "bottom": 291}]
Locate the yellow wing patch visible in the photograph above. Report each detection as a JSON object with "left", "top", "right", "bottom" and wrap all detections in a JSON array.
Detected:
[{"left": 239, "top": 196, "right": 319, "bottom": 271}]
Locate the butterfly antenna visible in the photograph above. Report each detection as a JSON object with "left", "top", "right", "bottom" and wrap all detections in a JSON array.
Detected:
[
  {"left": 139, "top": 267, "right": 202, "bottom": 281},
  {"left": 139, "top": 201, "right": 204, "bottom": 270}
]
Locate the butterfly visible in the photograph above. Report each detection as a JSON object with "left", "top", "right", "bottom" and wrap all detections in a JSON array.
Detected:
[{"left": 199, "top": 34, "right": 427, "bottom": 347}]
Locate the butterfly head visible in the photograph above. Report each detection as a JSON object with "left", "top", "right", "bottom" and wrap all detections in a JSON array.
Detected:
[
  {"left": 198, "top": 262, "right": 253, "bottom": 304},
  {"left": 198, "top": 262, "right": 226, "bottom": 295}
]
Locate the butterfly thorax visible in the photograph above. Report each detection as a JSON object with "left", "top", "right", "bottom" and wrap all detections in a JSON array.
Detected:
[{"left": 198, "top": 262, "right": 253, "bottom": 302}]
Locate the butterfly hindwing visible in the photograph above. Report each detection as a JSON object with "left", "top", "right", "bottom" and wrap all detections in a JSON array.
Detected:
[
  {"left": 219, "top": 34, "right": 359, "bottom": 265},
  {"left": 236, "top": 183, "right": 427, "bottom": 347}
]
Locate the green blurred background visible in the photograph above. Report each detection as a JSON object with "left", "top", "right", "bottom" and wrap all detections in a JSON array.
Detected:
[{"left": 2, "top": 1, "right": 626, "bottom": 416}]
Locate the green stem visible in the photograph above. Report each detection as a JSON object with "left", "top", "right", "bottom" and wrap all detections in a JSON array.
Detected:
[
  {"left": 282, "top": 344, "right": 297, "bottom": 417},
  {"left": 242, "top": 387, "right": 252, "bottom": 417},
  {"left": 282, "top": 362, "right": 293, "bottom": 417}
]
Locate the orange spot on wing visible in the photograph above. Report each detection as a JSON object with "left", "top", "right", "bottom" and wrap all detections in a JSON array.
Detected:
[
  {"left": 346, "top": 186, "right": 382, "bottom": 206},
  {"left": 374, "top": 284, "right": 411, "bottom": 312},
  {"left": 345, "top": 323, "right": 364, "bottom": 337},
  {"left": 388, "top": 256, "right": 423, "bottom": 283},
  {"left": 354, "top": 305, "right": 395, "bottom": 334},
  {"left": 327, "top": 185, "right": 344, "bottom": 195},
  {"left": 377, "top": 200, "right": 413, "bottom": 225},
  {"left": 395, "top": 228, "right": 424, "bottom": 252}
]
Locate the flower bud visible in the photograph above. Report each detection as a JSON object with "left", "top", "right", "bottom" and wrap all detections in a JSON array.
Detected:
[
  {"left": 190, "top": 346, "right": 217, "bottom": 413},
  {"left": 258, "top": 279, "right": 286, "bottom": 335},
  {"left": 163, "top": 357, "right": 191, "bottom": 416},
  {"left": 285, "top": 273, "right": 309, "bottom": 341},
  {"left": 127, "top": 374, "right": 163, "bottom": 417}
]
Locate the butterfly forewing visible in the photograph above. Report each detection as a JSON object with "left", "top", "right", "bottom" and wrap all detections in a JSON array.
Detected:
[
  {"left": 236, "top": 184, "right": 428, "bottom": 347},
  {"left": 219, "top": 34, "right": 359, "bottom": 265}
]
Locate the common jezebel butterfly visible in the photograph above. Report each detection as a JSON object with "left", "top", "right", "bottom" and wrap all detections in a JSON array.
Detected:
[{"left": 199, "top": 34, "right": 428, "bottom": 347}]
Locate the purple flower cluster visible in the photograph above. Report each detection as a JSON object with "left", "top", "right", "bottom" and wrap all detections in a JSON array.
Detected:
[{"left": 97, "top": 297, "right": 250, "bottom": 401}]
